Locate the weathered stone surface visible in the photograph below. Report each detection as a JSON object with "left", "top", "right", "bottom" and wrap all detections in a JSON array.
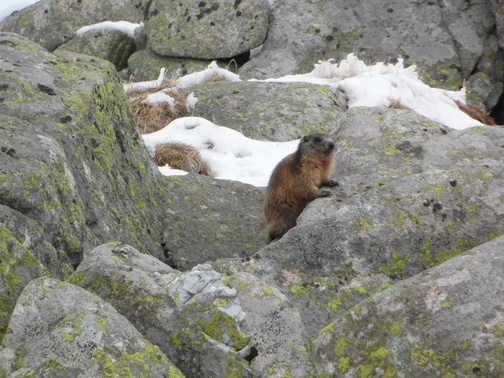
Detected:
[
  {"left": 0, "top": 0, "right": 148, "bottom": 51},
  {"left": 0, "top": 225, "right": 47, "bottom": 341},
  {"left": 488, "top": 0, "right": 504, "bottom": 48},
  {"left": 190, "top": 81, "right": 347, "bottom": 141},
  {"left": 56, "top": 28, "right": 137, "bottom": 70},
  {"left": 0, "top": 277, "right": 182, "bottom": 377},
  {"left": 213, "top": 262, "right": 314, "bottom": 377},
  {"left": 0, "top": 32, "right": 165, "bottom": 268},
  {"left": 72, "top": 243, "right": 252, "bottom": 377},
  {"left": 312, "top": 235, "right": 504, "bottom": 377},
  {"left": 239, "top": 0, "right": 499, "bottom": 105},
  {"left": 128, "top": 48, "right": 221, "bottom": 82},
  {"left": 145, "top": 0, "right": 269, "bottom": 59}
]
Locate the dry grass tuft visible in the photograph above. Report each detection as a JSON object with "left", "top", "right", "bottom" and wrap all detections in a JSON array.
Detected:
[
  {"left": 129, "top": 83, "right": 190, "bottom": 134},
  {"left": 455, "top": 101, "right": 496, "bottom": 126},
  {"left": 153, "top": 143, "right": 209, "bottom": 175},
  {"left": 388, "top": 98, "right": 411, "bottom": 110}
]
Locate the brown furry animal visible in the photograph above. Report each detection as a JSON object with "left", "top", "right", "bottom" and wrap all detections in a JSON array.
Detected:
[{"left": 264, "top": 133, "right": 337, "bottom": 243}]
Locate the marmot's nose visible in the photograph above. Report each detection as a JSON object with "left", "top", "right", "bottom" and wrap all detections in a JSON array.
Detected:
[{"left": 327, "top": 142, "right": 335, "bottom": 151}]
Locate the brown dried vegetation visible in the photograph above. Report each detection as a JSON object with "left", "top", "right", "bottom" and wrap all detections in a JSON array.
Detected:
[
  {"left": 455, "top": 101, "right": 497, "bottom": 126},
  {"left": 153, "top": 143, "right": 209, "bottom": 175},
  {"left": 128, "top": 84, "right": 190, "bottom": 134}
]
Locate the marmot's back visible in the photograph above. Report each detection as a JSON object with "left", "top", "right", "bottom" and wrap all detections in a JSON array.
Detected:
[{"left": 264, "top": 133, "right": 337, "bottom": 243}]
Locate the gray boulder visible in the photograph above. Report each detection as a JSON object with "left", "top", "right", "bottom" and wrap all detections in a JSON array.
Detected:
[
  {"left": 238, "top": 0, "right": 501, "bottom": 110},
  {"left": 56, "top": 28, "right": 137, "bottom": 70},
  {"left": 0, "top": 32, "right": 165, "bottom": 269},
  {"left": 158, "top": 174, "right": 265, "bottom": 270},
  {"left": 71, "top": 243, "right": 252, "bottom": 377},
  {"left": 312, "top": 235, "right": 504, "bottom": 377},
  {"left": 144, "top": 0, "right": 270, "bottom": 59},
  {"left": 215, "top": 262, "right": 316, "bottom": 377},
  {"left": 145, "top": 0, "right": 269, "bottom": 59},
  {"left": 489, "top": 0, "right": 504, "bottom": 49},
  {"left": 0, "top": 0, "right": 147, "bottom": 51},
  {"left": 190, "top": 81, "right": 347, "bottom": 141},
  {"left": 0, "top": 277, "right": 182, "bottom": 377},
  {"left": 128, "top": 48, "right": 227, "bottom": 82}
]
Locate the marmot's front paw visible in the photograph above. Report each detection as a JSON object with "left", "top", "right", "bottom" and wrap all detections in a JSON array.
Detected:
[
  {"left": 320, "top": 189, "right": 332, "bottom": 197},
  {"left": 322, "top": 179, "right": 339, "bottom": 188}
]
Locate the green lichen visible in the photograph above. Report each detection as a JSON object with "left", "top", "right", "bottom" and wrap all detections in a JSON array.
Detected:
[
  {"left": 216, "top": 298, "right": 228, "bottom": 307},
  {"left": 440, "top": 298, "right": 451, "bottom": 309},
  {"left": 334, "top": 337, "right": 347, "bottom": 357},
  {"left": 328, "top": 298, "right": 342, "bottom": 313},
  {"left": 356, "top": 219, "right": 374, "bottom": 233},
  {"left": 393, "top": 215, "right": 404, "bottom": 228},
  {"left": 489, "top": 232, "right": 502, "bottom": 241},
  {"left": 374, "top": 250, "right": 410, "bottom": 278},
  {"left": 319, "top": 323, "right": 335, "bottom": 335},
  {"left": 420, "top": 238, "right": 475, "bottom": 268},
  {"left": 181, "top": 300, "right": 249, "bottom": 351},
  {"left": 92, "top": 342, "right": 170, "bottom": 378},
  {"left": 0, "top": 227, "right": 45, "bottom": 342},
  {"left": 389, "top": 321, "right": 401, "bottom": 336},
  {"left": 290, "top": 284, "right": 310, "bottom": 296},
  {"left": 489, "top": 322, "right": 504, "bottom": 337},
  {"left": 434, "top": 184, "right": 444, "bottom": 199}
]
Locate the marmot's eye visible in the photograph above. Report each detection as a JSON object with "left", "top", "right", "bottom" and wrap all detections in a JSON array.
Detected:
[{"left": 314, "top": 137, "right": 321, "bottom": 143}]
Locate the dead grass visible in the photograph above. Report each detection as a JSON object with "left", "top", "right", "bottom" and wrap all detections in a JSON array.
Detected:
[
  {"left": 388, "top": 98, "right": 411, "bottom": 110},
  {"left": 455, "top": 101, "right": 497, "bottom": 126},
  {"left": 153, "top": 143, "right": 209, "bottom": 175},
  {"left": 129, "top": 83, "right": 190, "bottom": 134}
]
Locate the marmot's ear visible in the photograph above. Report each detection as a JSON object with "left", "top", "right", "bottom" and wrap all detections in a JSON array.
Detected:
[{"left": 301, "top": 135, "right": 309, "bottom": 142}]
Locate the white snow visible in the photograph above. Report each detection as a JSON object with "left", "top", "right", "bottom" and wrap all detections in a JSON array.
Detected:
[
  {"left": 142, "top": 117, "right": 298, "bottom": 187},
  {"left": 141, "top": 92, "right": 176, "bottom": 107},
  {"left": 176, "top": 61, "right": 241, "bottom": 90},
  {"left": 185, "top": 92, "right": 198, "bottom": 113},
  {"left": 0, "top": 0, "right": 40, "bottom": 22},
  {"left": 75, "top": 21, "right": 140, "bottom": 39},
  {"left": 123, "top": 68, "right": 166, "bottom": 94}
]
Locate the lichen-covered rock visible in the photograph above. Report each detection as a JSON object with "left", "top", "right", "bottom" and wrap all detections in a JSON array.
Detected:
[
  {"left": 0, "top": 32, "right": 166, "bottom": 269},
  {"left": 128, "top": 48, "right": 222, "bottom": 82},
  {"left": 190, "top": 81, "right": 347, "bottom": 141},
  {"left": 71, "top": 243, "right": 252, "bottom": 377},
  {"left": 0, "top": 0, "right": 148, "bottom": 51},
  {"left": 0, "top": 277, "right": 182, "bottom": 377},
  {"left": 0, "top": 226, "right": 47, "bottom": 342},
  {"left": 312, "top": 235, "right": 504, "bottom": 377},
  {"left": 56, "top": 28, "right": 137, "bottom": 70},
  {"left": 145, "top": 0, "right": 269, "bottom": 59},
  {"left": 213, "top": 263, "right": 315, "bottom": 377}
]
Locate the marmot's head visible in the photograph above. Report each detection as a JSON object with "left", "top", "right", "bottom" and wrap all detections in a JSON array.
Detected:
[{"left": 299, "top": 133, "right": 335, "bottom": 156}]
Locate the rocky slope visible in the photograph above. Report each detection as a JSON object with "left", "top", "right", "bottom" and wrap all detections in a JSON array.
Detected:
[{"left": 1, "top": 1, "right": 504, "bottom": 377}]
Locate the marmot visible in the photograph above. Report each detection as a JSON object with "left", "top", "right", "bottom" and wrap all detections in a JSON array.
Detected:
[{"left": 264, "top": 133, "right": 337, "bottom": 243}]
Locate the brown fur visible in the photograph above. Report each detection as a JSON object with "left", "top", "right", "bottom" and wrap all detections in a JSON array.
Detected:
[{"left": 264, "top": 133, "right": 337, "bottom": 243}]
